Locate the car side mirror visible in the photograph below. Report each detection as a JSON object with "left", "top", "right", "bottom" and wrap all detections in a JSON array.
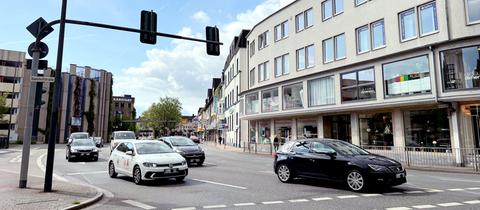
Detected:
[{"left": 126, "top": 151, "right": 133, "bottom": 156}]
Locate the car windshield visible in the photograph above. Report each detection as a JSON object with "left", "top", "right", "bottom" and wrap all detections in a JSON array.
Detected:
[
  {"left": 327, "top": 141, "right": 370, "bottom": 156},
  {"left": 71, "top": 133, "right": 88, "bottom": 139},
  {"left": 168, "top": 137, "right": 196, "bottom": 146},
  {"left": 115, "top": 132, "right": 136, "bottom": 139},
  {"left": 135, "top": 142, "right": 174, "bottom": 154},
  {"left": 72, "top": 140, "right": 94, "bottom": 147}
]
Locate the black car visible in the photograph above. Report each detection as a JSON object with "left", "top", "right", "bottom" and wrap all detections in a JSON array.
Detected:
[
  {"left": 273, "top": 139, "right": 406, "bottom": 192},
  {"left": 66, "top": 139, "right": 99, "bottom": 162},
  {"left": 159, "top": 136, "right": 205, "bottom": 166}
]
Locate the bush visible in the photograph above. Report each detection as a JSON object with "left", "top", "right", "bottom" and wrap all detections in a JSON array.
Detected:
[{"left": 15, "top": 140, "right": 22, "bottom": 144}]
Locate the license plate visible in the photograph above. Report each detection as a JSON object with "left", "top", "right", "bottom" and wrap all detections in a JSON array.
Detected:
[
  {"left": 164, "top": 169, "right": 177, "bottom": 174},
  {"left": 191, "top": 159, "right": 199, "bottom": 162},
  {"left": 396, "top": 173, "right": 405, "bottom": 179}
]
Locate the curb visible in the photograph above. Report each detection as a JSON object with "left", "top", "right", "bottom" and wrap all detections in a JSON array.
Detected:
[
  {"left": 405, "top": 166, "right": 480, "bottom": 175},
  {"left": 63, "top": 190, "right": 104, "bottom": 210}
]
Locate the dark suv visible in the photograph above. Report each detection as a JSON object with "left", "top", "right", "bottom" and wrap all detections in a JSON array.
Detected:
[
  {"left": 159, "top": 136, "right": 205, "bottom": 166},
  {"left": 274, "top": 139, "right": 406, "bottom": 192}
]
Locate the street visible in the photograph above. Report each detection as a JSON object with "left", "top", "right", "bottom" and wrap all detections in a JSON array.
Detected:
[{"left": 3, "top": 143, "right": 478, "bottom": 210}]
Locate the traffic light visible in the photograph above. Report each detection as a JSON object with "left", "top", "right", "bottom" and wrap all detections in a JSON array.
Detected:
[
  {"left": 206, "top": 26, "right": 220, "bottom": 56},
  {"left": 140, "top": 10, "right": 157, "bottom": 44}
]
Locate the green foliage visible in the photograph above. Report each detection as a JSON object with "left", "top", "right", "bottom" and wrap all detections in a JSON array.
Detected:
[
  {"left": 142, "top": 97, "right": 182, "bottom": 137},
  {"left": 84, "top": 81, "right": 96, "bottom": 136},
  {"left": 0, "top": 95, "right": 8, "bottom": 120}
]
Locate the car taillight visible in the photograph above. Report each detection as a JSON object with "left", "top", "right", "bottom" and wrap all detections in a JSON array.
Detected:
[{"left": 272, "top": 152, "right": 276, "bottom": 157}]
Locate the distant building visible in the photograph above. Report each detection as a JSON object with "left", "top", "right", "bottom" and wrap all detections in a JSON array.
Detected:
[{"left": 112, "top": 94, "right": 135, "bottom": 120}]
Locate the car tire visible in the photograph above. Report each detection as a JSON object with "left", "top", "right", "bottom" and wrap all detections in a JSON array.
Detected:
[
  {"left": 108, "top": 161, "right": 117, "bottom": 178},
  {"left": 276, "top": 163, "right": 294, "bottom": 183},
  {"left": 67, "top": 152, "right": 72, "bottom": 162},
  {"left": 175, "top": 176, "right": 186, "bottom": 182},
  {"left": 346, "top": 169, "right": 367, "bottom": 192},
  {"left": 133, "top": 166, "right": 143, "bottom": 185},
  {"left": 93, "top": 157, "right": 98, "bottom": 161}
]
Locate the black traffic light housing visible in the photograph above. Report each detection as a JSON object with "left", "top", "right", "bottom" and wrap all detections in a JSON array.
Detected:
[
  {"left": 206, "top": 26, "right": 220, "bottom": 56},
  {"left": 140, "top": 10, "right": 157, "bottom": 44}
]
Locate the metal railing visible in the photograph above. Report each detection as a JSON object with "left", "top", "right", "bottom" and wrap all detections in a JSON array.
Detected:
[{"left": 363, "top": 146, "right": 480, "bottom": 172}]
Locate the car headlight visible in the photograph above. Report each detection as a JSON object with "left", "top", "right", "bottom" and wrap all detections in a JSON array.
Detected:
[
  {"left": 93, "top": 148, "right": 98, "bottom": 152},
  {"left": 368, "top": 164, "right": 387, "bottom": 172},
  {"left": 71, "top": 149, "right": 77, "bottom": 152},
  {"left": 174, "top": 149, "right": 184, "bottom": 154},
  {"left": 182, "top": 161, "right": 187, "bottom": 165},
  {"left": 143, "top": 162, "right": 157, "bottom": 167}
]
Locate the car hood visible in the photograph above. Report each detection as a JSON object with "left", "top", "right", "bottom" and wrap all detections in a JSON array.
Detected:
[
  {"left": 137, "top": 153, "right": 185, "bottom": 164},
  {"left": 173, "top": 145, "right": 202, "bottom": 152},
  {"left": 353, "top": 154, "right": 400, "bottom": 166},
  {"left": 71, "top": 146, "right": 96, "bottom": 150}
]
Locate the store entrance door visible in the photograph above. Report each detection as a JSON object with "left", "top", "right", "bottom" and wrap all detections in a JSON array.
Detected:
[{"left": 471, "top": 105, "right": 480, "bottom": 148}]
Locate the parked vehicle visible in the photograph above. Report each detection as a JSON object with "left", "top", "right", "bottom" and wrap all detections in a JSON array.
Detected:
[
  {"left": 93, "top": 137, "right": 104, "bottom": 147},
  {"left": 110, "top": 131, "right": 137, "bottom": 152},
  {"left": 108, "top": 140, "right": 188, "bottom": 185},
  {"left": 273, "top": 139, "right": 406, "bottom": 192},
  {"left": 66, "top": 139, "right": 99, "bottom": 161},
  {"left": 159, "top": 136, "right": 205, "bottom": 166},
  {"left": 67, "top": 132, "right": 90, "bottom": 144},
  {"left": 189, "top": 134, "right": 200, "bottom": 144}
]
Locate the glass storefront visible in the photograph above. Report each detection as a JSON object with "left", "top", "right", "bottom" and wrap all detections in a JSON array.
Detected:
[
  {"left": 262, "top": 88, "right": 279, "bottom": 112},
  {"left": 274, "top": 120, "right": 292, "bottom": 145},
  {"left": 460, "top": 104, "right": 480, "bottom": 148},
  {"left": 245, "top": 93, "right": 259, "bottom": 114},
  {"left": 323, "top": 115, "right": 351, "bottom": 142},
  {"left": 259, "top": 121, "right": 271, "bottom": 144},
  {"left": 383, "top": 55, "right": 431, "bottom": 97},
  {"left": 404, "top": 108, "right": 450, "bottom": 147},
  {"left": 308, "top": 76, "right": 335, "bottom": 107},
  {"left": 341, "top": 68, "right": 376, "bottom": 102},
  {"left": 440, "top": 45, "right": 480, "bottom": 90},
  {"left": 249, "top": 121, "right": 256, "bottom": 143},
  {"left": 296, "top": 118, "right": 318, "bottom": 139},
  {"left": 359, "top": 113, "right": 393, "bottom": 146},
  {"left": 283, "top": 83, "right": 304, "bottom": 110}
]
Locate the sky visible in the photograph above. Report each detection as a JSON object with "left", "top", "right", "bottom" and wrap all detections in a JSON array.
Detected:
[{"left": 0, "top": 0, "right": 295, "bottom": 116}]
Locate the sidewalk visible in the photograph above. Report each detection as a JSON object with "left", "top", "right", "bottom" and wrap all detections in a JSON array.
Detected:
[
  {"left": 0, "top": 162, "right": 102, "bottom": 210},
  {"left": 202, "top": 141, "right": 272, "bottom": 156}
]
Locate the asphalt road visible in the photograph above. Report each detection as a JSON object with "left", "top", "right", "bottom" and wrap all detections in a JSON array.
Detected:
[{"left": 5, "top": 143, "right": 480, "bottom": 210}]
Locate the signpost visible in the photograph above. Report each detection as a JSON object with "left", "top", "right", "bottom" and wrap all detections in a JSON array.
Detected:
[{"left": 31, "top": 76, "right": 55, "bottom": 83}]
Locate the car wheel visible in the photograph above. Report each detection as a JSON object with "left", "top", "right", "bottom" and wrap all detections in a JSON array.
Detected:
[
  {"left": 108, "top": 162, "right": 117, "bottom": 178},
  {"left": 175, "top": 176, "right": 186, "bottom": 182},
  {"left": 276, "top": 164, "right": 294, "bottom": 183},
  {"left": 67, "top": 152, "right": 72, "bottom": 162},
  {"left": 133, "top": 166, "right": 143, "bottom": 185},
  {"left": 93, "top": 157, "right": 98, "bottom": 161},
  {"left": 346, "top": 169, "right": 366, "bottom": 192}
]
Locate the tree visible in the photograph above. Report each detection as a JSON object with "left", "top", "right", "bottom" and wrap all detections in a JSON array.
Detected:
[
  {"left": 143, "top": 97, "right": 182, "bottom": 137},
  {"left": 0, "top": 95, "right": 7, "bottom": 120}
]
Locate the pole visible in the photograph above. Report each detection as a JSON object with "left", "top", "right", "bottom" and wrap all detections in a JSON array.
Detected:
[
  {"left": 19, "top": 51, "right": 39, "bottom": 188},
  {"left": 7, "top": 66, "right": 18, "bottom": 148},
  {"left": 44, "top": 0, "right": 67, "bottom": 192}
]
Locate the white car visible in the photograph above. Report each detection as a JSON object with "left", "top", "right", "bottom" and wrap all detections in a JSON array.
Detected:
[
  {"left": 110, "top": 131, "right": 137, "bottom": 153},
  {"left": 108, "top": 140, "right": 188, "bottom": 185}
]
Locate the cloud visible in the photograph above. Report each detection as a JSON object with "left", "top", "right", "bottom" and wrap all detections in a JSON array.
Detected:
[
  {"left": 114, "top": 0, "right": 295, "bottom": 115},
  {"left": 192, "top": 11, "right": 211, "bottom": 23}
]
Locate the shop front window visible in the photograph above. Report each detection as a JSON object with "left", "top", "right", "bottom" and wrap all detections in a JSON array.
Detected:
[
  {"left": 383, "top": 55, "right": 431, "bottom": 97},
  {"left": 460, "top": 105, "right": 480, "bottom": 148},
  {"left": 262, "top": 88, "right": 279, "bottom": 112},
  {"left": 341, "top": 68, "right": 376, "bottom": 102},
  {"left": 323, "top": 115, "right": 351, "bottom": 142},
  {"left": 245, "top": 93, "right": 259, "bottom": 114},
  {"left": 259, "top": 121, "right": 271, "bottom": 144},
  {"left": 274, "top": 120, "right": 292, "bottom": 147},
  {"left": 440, "top": 45, "right": 480, "bottom": 90},
  {"left": 296, "top": 118, "right": 318, "bottom": 139},
  {"left": 404, "top": 108, "right": 450, "bottom": 148},
  {"left": 283, "top": 83, "right": 304, "bottom": 110},
  {"left": 359, "top": 113, "right": 393, "bottom": 146},
  {"left": 249, "top": 121, "right": 257, "bottom": 143},
  {"left": 308, "top": 76, "right": 335, "bottom": 107}
]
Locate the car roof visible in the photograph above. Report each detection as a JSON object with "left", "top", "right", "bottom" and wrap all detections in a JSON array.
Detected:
[
  {"left": 291, "top": 138, "right": 346, "bottom": 144},
  {"left": 71, "top": 132, "right": 89, "bottom": 135}
]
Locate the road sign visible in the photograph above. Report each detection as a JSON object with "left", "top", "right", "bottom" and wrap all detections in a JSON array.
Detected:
[
  {"left": 31, "top": 76, "right": 55, "bottom": 83},
  {"left": 28, "top": 42, "right": 49, "bottom": 59},
  {"left": 27, "top": 17, "right": 54, "bottom": 40}
]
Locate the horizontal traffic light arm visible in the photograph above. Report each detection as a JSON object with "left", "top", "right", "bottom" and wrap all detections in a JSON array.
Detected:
[{"left": 36, "top": 19, "right": 223, "bottom": 45}]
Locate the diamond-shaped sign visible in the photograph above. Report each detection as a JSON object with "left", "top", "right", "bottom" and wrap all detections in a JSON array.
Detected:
[{"left": 27, "top": 17, "right": 54, "bottom": 40}]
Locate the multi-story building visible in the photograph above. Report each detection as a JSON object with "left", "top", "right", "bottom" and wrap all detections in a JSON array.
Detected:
[
  {"left": 0, "top": 49, "right": 25, "bottom": 142},
  {"left": 58, "top": 64, "right": 113, "bottom": 143},
  {"left": 239, "top": 0, "right": 480, "bottom": 162},
  {"left": 222, "top": 30, "right": 250, "bottom": 147},
  {"left": 112, "top": 94, "right": 135, "bottom": 120}
]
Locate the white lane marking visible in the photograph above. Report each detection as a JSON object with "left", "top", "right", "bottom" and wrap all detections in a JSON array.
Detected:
[
  {"left": 171, "top": 208, "right": 196, "bottom": 210},
  {"left": 66, "top": 171, "right": 107, "bottom": 176},
  {"left": 312, "top": 197, "right": 333, "bottom": 201},
  {"left": 447, "top": 188, "right": 464, "bottom": 191},
  {"left": 362, "top": 194, "right": 382, "bottom": 197},
  {"left": 0, "top": 150, "right": 8, "bottom": 154},
  {"left": 464, "top": 200, "right": 480, "bottom": 204},
  {"left": 262, "top": 201, "right": 284, "bottom": 205},
  {"left": 258, "top": 170, "right": 275, "bottom": 174},
  {"left": 384, "top": 192, "right": 404, "bottom": 195},
  {"left": 233, "top": 203, "right": 255, "bottom": 207},
  {"left": 288, "top": 199, "right": 309, "bottom": 203},
  {"left": 466, "top": 187, "right": 480, "bottom": 190},
  {"left": 386, "top": 207, "right": 412, "bottom": 210},
  {"left": 75, "top": 162, "right": 86, "bottom": 165},
  {"left": 425, "top": 189, "right": 444, "bottom": 193},
  {"left": 337, "top": 195, "right": 359, "bottom": 199},
  {"left": 122, "top": 200, "right": 156, "bottom": 209},
  {"left": 405, "top": 191, "right": 424, "bottom": 194},
  {"left": 203, "top": 205, "right": 227, "bottom": 209},
  {"left": 36, "top": 153, "right": 68, "bottom": 182},
  {"left": 437, "top": 202, "right": 463, "bottom": 207},
  {"left": 192, "top": 179, "right": 247, "bottom": 190},
  {"left": 9, "top": 154, "right": 22, "bottom": 163},
  {"left": 412, "top": 204, "right": 436, "bottom": 209},
  {"left": 437, "top": 177, "right": 480, "bottom": 183}
]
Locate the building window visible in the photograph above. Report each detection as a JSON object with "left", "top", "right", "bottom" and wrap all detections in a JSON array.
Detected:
[
  {"left": 249, "top": 68, "right": 255, "bottom": 87},
  {"left": 261, "top": 88, "right": 279, "bottom": 112},
  {"left": 419, "top": 1, "right": 438, "bottom": 36},
  {"left": 323, "top": 38, "right": 334, "bottom": 63},
  {"left": 371, "top": 20, "right": 386, "bottom": 49},
  {"left": 297, "top": 45, "right": 315, "bottom": 70},
  {"left": 341, "top": 68, "right": 376, "bottom": 102},
  {"left": 306, "top": 45, "right": 315, "bottom": 68},
  {"left": 356, "top": 25, "right": 370, "bottom": 53},
  {"left": 258, "top": 61, "right": 269, "bottom": 82},
  {"left": 275, "top": 54, "right": 289, "bottom": 77},
  {"left": 383, "top": 55, "right": 431, "bottom": 97},
  {"left": 283, "top": 83, "right": 304, "bottom": 110},
  {"left": 275, "top": 120, "right": 292, "bottom": 144},
  {"left": 0, "top": 60, "right": 22, "bottom": 68},
  {"left": 399, "top": 9, "right": 417, "bottom": 41},
  {"left": 440, "top": 45, "right": 480, "bottom": 90},
  {"left": 404, "top": 108, "right": 450, "bottom": 148},
  {"left": 355, "top": 0, "right": 368, "bottom": 6},
  {"left": 274, "top": 20, "right": 289, "bottom": 41},
  {"left": 323, "top": 115, "right": 351, "bottom": 142},
  {"left": 322, "top": 0, "right": 333, "bottom": 20},
  {"left": 359, "top": 113, "right": 393, "bottom": 146},
  {"left": 466, "top": 0, "right": 480, "bottom": 24},
  {"left": 258, "top": 31, "right": 268, "bottom": 50},
  {"left": 308, "top": 76, "right": 335, "bottom": 107},
  {"left": 249, "top": 41, "right": 255, "bottom": 57},
  {"left": 335, "top": 0, "right": 344, "bottom": 15},
  {"left": 259, "top": 121, "right": 271, "bottom": 144},
  {"left": 335, "top": 33, "right": 346, "bottom": 60},
  {"left": 297, "top": 118, "right": 318, "bottom": 139},
  {"left": 245, "top": 93, "right": 259, "bottom": 114},
  {"left": 296, "top": 8, "right": 313, "bottom": 32}
]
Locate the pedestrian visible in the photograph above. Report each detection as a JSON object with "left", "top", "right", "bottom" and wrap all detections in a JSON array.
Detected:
[{"left": 273, "top": 136, "right": 279, "bottom": 151}]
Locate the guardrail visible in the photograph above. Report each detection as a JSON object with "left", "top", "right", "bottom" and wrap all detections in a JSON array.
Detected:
[{"left": 363, "top": 146, "right": 480, "bottom": 173}]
